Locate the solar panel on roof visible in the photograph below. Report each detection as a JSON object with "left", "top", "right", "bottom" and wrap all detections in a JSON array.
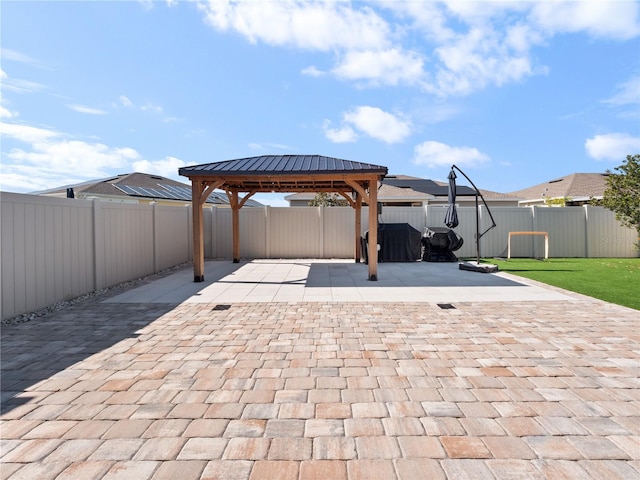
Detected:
[
  {"left": 114, "top": 185, "right": 137, "bottom": 195},
  {"left": 159, "top": 190, "right": 181, "bottom": 200},
  {"left": 139, "top": 187, "right": 161, "bottom": 197}
]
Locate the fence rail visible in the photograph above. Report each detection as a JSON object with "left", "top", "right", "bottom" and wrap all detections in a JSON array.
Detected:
[{"left": 2, "top": 192, "right": 636, "bottom": 320}]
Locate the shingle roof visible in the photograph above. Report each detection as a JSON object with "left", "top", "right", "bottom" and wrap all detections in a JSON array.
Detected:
[
  {"left": 508, "top": 173, "right": 609, "bottom": 201},
  {"left": 285, "top": 175, "right": 518, "bottom": 203},
  {"left": 179, "top": 155, "right": 387, "bottom": 176},
  {"left": 35, "top": 172, "right": 264, "bottom": 206},
  {"left": 383, "top": 177, "right": 477, "bottom": 196}
]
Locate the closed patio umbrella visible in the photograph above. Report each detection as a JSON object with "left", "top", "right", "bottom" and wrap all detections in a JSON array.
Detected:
[{"left": 444, "top": 168, "right": 459, "bottom": 228}]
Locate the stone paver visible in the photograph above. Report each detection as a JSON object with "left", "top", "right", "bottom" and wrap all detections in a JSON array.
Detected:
[{"left": 1, "top": 261, "right": 639, "bottom": 479}]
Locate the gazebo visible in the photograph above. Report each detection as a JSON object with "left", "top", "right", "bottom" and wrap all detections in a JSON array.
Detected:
[{"left": 179, "top": 155, "right": 388, "bottom": 282}]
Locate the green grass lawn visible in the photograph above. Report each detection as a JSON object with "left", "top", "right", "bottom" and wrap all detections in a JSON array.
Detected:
[{"left": 485, "top": 258, "right": 640, "bottom": 310}]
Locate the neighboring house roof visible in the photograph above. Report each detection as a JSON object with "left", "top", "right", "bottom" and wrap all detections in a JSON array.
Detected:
[
  {"left": 508, "top": 173, "right": 609, "bottom": 204},
  {"left": 384, "top": 175, "right": 518, "bottom": 201},
  {"left": 285, "top": 174, "right": 518, "bottom": 204},
  {"left": 383, "top": 176, "right": 476, "bottom": 197},
  {"left": 284, "top": 183, "right": 432, "bottom": 204},
  {"left": 34, "top": 172, "right": 264, "bottom": 207}
]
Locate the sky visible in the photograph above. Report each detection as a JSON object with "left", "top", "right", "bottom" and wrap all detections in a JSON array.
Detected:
[{"left": 1, "top": 0, "right": 639, "bottom": 206}]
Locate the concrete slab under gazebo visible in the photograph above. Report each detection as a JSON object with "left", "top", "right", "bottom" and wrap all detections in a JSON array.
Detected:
[{"left": 179, "top": 155, "right": 388, "bottom": 282}]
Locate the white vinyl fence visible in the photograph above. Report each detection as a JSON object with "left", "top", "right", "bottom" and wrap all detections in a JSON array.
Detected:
[
  {"left": 2, "top": 193, "right": 192, "bottom": 320},
  {"left": 1, "top": 192, "right": 637, "bottom": 320}
]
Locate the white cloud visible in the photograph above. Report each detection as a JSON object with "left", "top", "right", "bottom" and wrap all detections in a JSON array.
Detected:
[
  {"left": 0, "top": 120, "right": 145, "bottom": 192},
  {"left": 8, "top": 140, "right": 138, "bottom": 176},
  {"left": 0, "top": 122, "right": 60, "bottom": 143},
  {"left": 133, "top": 156, "right": 186, "bottom": 180},
  {"left": 332, "top": 48, "right": 425, "bottom": 86},
  {"left": 197, "top": 1, "right": 639, "bottom": 97},
  {"left": 343, "top": 106, "right": 411, "bottom": 144},
  {"left": 413, "top": 140, "right": 490, "bottom": 168},
  {"left": 116, "top": 95, "right": 176, "bottom": 121},
  {"left": 301, "top": 65, "right": 325, "bottom": 77},
  {"left": 323, "top": 120, "right": 358, "bottom": 143},
  {"left": 531, "top": 1, "right": 640, "bottom": 40},
  {"left": 141, "top": 103, "right": 163, "bottom": 114},
  {"left": 431, "top": 25, "right": 539, "bottom": 96},
  {"left": 603, "top": 75, "right": 640, "bottom": 106},
  {"left": 1, "top": 77, "right": 46, "bottom": 94},
  {"left": 67, "top": 104, "right": 108, "bottom": 115},
  {"left": 0, "top": 75, "right": 16, "bottom": 118},
  {"left": 324, "top": 106, "right": 411, "bottom": 144},
  {"left": 198, "top": 0, "right": 390, "bottom": 51},
  {"left": 119, "top": 95, "right": 134, "bottom": 107},
  {"left": 585, "top": 133, "right": 640, "bottom": 161},
  {"left": 0, "top": 48, "right": 49, "bottom": 69},
  {"left": 0, "top": 106, "right": 13, "bottom": 119},
  {"left": 382, "top": 1, "right": 455, "bottom": 43},
  {"left": 0, "top": 171, "right": 57, "bottom": 193}
]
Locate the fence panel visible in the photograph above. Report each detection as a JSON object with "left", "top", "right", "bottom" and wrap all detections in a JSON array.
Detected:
[
  {"left": 585, "top": 206, "right": 637, "bottom": 257},
  {"left": 322, "top": 207, "right": 355, "bottom": 258},
  {"left": 212, "top": 208, "right": 233, "bottom": 258},
  {"left": 379, "top": 207, "right": 428, "bottom": 233},
  {"left": 484, "top": 207, "right": 535, "bottom": 258},
  {"left": 241, "top": 207, "right": 268, "bottom": 258},
  {"left": 269, "top": 207, "right": 323, "bottom": 258},
  {"left": 155, "top": 205, "right": 191, "bottom": 270},
  {"left": 1, "top": 193, "right": 94, "bottom": 320},
  {"left": 535, "top": 207, "right": 587, "bottom": 257},
  {"left": 99, "top": 202, "right": 155, "bottom": 286}
]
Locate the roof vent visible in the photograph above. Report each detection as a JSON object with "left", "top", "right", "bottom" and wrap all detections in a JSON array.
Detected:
[{"left": 549, "top": 178, "right": 564, "bottom": 184}]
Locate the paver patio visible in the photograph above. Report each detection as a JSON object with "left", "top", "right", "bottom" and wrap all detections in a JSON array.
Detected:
[{"left": 1, "top": 260, "right": 639, "bottom": 479}]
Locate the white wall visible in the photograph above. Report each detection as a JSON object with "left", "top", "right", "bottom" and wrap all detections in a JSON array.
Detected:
[{"left": 2, "top": 192, "right": 636, "bottom": 320}]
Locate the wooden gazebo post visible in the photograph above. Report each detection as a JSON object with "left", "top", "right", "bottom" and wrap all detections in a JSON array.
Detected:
[
  {"left": 229, "top": 189, "right": 240, "bottom": 263},
  {"left": 191, "top": 179, "right": 223, "bottom": 282},
  {"left": 191, "top": 180, "right": 206, "bottom": 282},
  {"left": 367, "top": 178, "right": 378, "bottom": 281},
  {"left": 354, "top": 192, "right": 362, "bottom": 263}
]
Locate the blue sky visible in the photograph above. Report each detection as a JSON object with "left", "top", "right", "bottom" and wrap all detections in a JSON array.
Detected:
[{"left": 1, "top": 1, "right": 639, "bottom": 206}]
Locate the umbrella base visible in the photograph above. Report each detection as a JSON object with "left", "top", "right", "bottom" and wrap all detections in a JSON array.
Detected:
[{"left": 459, "top": 262, "right": 499, "bottom": 273}]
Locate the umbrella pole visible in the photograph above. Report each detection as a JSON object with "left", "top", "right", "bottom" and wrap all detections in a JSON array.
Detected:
[{"left": 475, "top": 194, "right": 480, "bottom": 264}]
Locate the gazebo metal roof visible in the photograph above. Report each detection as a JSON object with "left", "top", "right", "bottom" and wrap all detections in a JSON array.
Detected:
[{"left": 179, "top": 155, "right": 388, "bottom": 192}]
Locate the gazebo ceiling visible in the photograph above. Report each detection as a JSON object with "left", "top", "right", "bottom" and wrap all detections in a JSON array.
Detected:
[{"left": 178, "top": 155, "right": 388, "bottom": 192}]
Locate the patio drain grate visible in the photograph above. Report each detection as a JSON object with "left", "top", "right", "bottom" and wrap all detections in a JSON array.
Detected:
[
  {"left": 437, "top": 303, "right": 456, "bottom": 309},
  {"left": 212, "top": 304, "right": 231, "bottom": 311}
]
